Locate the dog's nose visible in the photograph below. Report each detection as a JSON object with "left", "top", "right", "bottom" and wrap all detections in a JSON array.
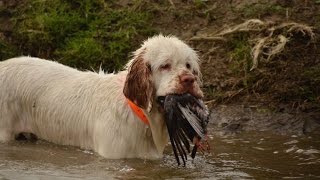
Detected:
[{"left": 180, "top": 74, "right": 195, "bottom": 87}]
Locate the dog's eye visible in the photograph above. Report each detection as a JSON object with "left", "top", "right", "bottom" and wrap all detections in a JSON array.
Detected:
[
  {"left": 160, "top": 63, "right": 171, "bottom": 71},
  {"left": 186, "top": 63, "right": 191, "bottom": 69}
]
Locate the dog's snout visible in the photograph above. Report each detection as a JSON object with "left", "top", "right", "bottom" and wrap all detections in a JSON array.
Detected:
[{"left": 180, "top": 74, "right": 195, "bottom": 87}]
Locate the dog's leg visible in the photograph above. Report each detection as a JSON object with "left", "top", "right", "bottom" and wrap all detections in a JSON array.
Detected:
[
  {"left": 0, "top": 100, "right": 16, "bottom": 142},
  {"left": 0, "top": 130, "right": 13, "bottom": 142},
  {"left": 0, "top": 120, "right": 14, "bottom": 142},
  {"left": 0, "top": 115, "right": 14, "bottom": 143}
]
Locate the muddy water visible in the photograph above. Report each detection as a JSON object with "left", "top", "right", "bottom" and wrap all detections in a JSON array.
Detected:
[{"left": 1, "top": 130, "right": 320, "bottom": 179}]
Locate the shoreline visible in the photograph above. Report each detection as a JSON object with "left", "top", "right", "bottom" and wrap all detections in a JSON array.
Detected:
[{"left": 209, "top": 104, "right": 320, "bottom": 135}]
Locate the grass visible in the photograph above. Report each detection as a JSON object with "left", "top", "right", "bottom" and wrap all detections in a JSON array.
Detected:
[
  {"left": 227, "top": 33, "right": 253, "bottom": 88},
  {"left": 0, "top": 40, "right": 18, "bottom": 60},
  {"left": 2, "top": 0, "right": 156, "bottom": 71}
]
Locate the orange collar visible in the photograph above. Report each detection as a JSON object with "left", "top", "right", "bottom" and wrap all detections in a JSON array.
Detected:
[{"left": 127, "top": 98, "right": 150, "bottom": 125}]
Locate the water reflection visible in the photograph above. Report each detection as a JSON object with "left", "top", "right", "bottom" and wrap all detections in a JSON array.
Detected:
[{"left": 0, "top": 131, "right": 319, "bottom": 179}]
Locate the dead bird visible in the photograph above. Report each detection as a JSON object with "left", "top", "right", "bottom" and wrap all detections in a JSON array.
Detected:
[{"left": 157, "top": 93, "right": 210, "bottom": 166}]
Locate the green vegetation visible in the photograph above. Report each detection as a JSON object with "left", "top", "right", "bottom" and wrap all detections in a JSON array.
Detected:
[
  {"left": 0, "top": 40, "right": 17, "bottom": 60},
  {"left": 193, "top": 0, "right": 207, "bottom": 9},
  {"left": 228, "top": 33, "right": 253, "bottom": 88},
  {"left": 1, "top": 0, "right": 156, "bottom": 71}
]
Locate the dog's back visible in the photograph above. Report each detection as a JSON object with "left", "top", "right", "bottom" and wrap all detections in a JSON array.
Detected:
[
  {"left": 0, "top": 57, "right": 92, "bottom": 146},
  {"left": 0, "top": 57, "right": 119, "bottom": 147}
]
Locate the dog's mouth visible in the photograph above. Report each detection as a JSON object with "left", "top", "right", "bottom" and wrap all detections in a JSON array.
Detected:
[{"left": 156, "top": 94, "right": 210, "bottom": 166}]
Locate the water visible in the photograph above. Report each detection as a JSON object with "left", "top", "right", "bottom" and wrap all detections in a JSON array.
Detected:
[{"left": 1, "top": 130, "right": 320, "bottom": 179}]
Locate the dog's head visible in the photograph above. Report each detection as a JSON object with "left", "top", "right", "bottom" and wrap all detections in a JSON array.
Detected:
[{"left": 123, "top": 35, "right": 203, "bottom": 111}]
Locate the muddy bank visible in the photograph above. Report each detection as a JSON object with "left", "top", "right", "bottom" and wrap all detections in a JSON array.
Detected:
[
  {"left": 150, "top": 1, "right": 320, "bottom": 136},
  {"left": 209, "top": 104, "right": 320, "bottom": 135}
]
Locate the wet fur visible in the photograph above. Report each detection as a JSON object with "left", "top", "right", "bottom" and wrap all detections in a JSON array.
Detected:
[{"left": 0, "top": 35, "right": 202, "bottom": 159}]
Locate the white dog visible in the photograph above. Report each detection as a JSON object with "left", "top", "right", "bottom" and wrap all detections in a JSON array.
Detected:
[{"left": 0, "top": 35, "right": 203, "bottom": 159}]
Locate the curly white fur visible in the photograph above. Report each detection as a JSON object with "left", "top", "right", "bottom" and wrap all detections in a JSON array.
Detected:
[{"left": 0, "top": 35, "right": 203, "bottom": 159}]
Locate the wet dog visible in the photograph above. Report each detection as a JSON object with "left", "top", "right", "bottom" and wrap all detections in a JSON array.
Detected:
[{"left": 0, "top": 35, "right": 205, "bottom": 161}]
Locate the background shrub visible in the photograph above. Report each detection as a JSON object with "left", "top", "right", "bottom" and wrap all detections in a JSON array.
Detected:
[{"left": 1, "top": 0, "right": 156, "bottom": 72}]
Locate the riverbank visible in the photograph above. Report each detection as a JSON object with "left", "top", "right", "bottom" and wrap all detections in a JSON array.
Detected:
[
  {"left": 210, "top": 104, "right": 320, "bottom": 135},
  {"left": 149, "top": 0, "right": 320, "bottom": 135},
  {"left": 1, "top": 0, "right": 319, "bottom": 135}
]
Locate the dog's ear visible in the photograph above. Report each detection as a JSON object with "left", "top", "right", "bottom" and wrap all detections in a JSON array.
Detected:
[{"left": 123, "top": 52, "right": 153, "bottom": 110}]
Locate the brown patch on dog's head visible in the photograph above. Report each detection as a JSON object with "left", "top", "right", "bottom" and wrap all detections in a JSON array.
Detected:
[{"left": 123, "top": 52, "right": 154, "bottom": 110}]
